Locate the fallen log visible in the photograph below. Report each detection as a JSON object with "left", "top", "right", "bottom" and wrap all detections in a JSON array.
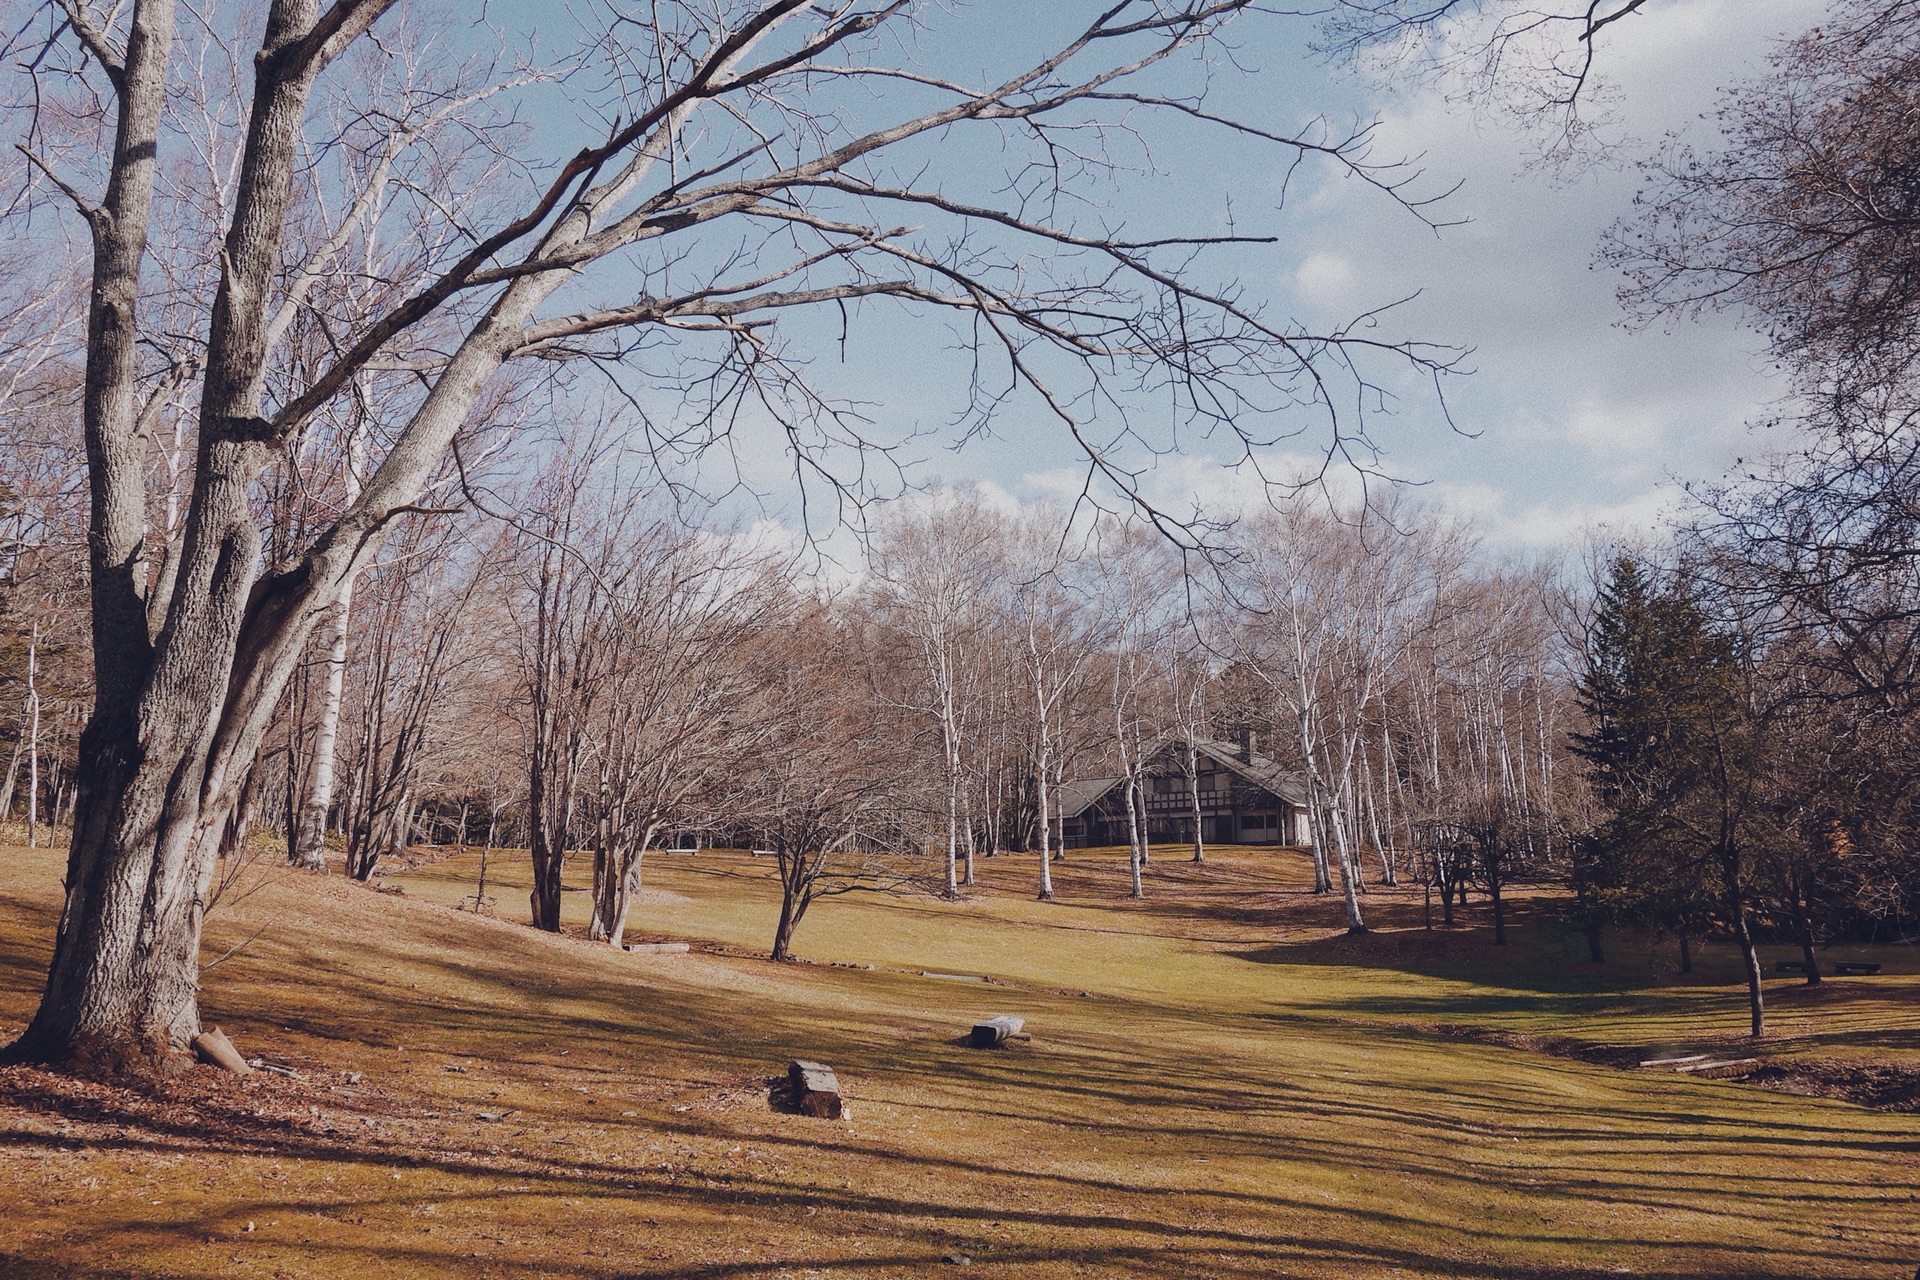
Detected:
[
  {"left": 623, "top": 942, "right": 691, "bottom": 954},
  {"left": 969, "top": 1016, "right": 1028, "bottom": 1048},
  {"left": 1638, "top": 1053, "right": 1708, "bottom": 1068},
  {"left": 788, "top": 1061, "right": 845, "bottom": 1118},
  {"left": 191, "top": 1027, "right": 253, "bottom": 1075},
  {"left": 1672, "top": 1057, "right": 1759, "bottom": 1078}
]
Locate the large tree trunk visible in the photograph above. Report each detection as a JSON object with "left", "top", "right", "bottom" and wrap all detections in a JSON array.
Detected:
[
  {"left": 529, "top": 820, "right": 567, "bottom": 933},
  {"left": 8, "top": 0, "right": 471, "bottom": 1074}
]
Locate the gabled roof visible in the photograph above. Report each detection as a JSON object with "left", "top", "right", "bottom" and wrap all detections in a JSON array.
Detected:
[
  {"left": 1170, "top": 737, "right": 1311, "bottom": 808},
  {"left": 1057, "top": 776, "right": 1122, "bottom": 821},
  {"left": 1057, "top": 736, "right": 1310, "bottom": 821}
]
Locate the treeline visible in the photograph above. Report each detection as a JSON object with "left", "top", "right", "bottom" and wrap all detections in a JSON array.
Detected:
[
  {"left": 10, "top": 420, "right": 1920, "bottom": 999},
  {"left": 4, "top": 403, "right": 1591, "bottom": 958}
]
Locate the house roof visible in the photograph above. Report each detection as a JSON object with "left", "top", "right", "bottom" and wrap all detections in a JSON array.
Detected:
[
  {"left": 1056, "top": 736, "right": 1310, "bottom": 822},
  {"left": 1057, "top": 777, "right": 1122, "bottom": 821},
  {"left": 1187, "top": 738, "right": 1311, "bottom": 808}
]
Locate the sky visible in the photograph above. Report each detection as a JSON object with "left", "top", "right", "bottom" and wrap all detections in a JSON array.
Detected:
[
  {"left": 483, "top": 0, "right": 1832, "bottom": 560},
  {"left": 795, "top": 1, "right": 1824, "bottom": 558}
]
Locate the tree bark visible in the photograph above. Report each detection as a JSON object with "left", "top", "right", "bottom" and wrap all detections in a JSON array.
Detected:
[
  {"left": 1124, "top": 775, "right": 1144, "bottom": 899},
  {"left": 1187, "top": 743, "right": 1205, "bottom": 863},
  {"left": 9, "top": 0, "right": 409, "bottom": 1074},
  {"left": 291, "top": 578, "right": 354, "bottom": 870},
  {"left": 1733, "top": 909, "right": 1766, "bottom": 1039}
]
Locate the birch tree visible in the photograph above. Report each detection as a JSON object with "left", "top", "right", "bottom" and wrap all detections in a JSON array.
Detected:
[{"left": 868, "top": 495, "right": 995, "bottom": 895}]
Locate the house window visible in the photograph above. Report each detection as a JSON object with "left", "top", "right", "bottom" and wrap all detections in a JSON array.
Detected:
[
  {"left": 1200, "top": 773, "right": 1219, "bottom": 791},
  {"left": 1240, "top": 813, "right": 1275, "bottom": 831}
]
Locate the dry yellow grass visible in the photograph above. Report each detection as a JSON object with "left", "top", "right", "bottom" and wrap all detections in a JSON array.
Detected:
[{"left": 1, "top": 839, "right": 1917, "bottom": 1278}]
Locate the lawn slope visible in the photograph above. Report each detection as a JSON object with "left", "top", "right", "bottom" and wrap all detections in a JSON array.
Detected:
[{"left": 0, "top": 841, "right": 1915, "bottom": 1279}]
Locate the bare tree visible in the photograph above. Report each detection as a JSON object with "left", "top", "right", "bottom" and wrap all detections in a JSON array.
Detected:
[
  {"left": 508, "top": 453, "right": 639, "bottom": 933},
  {"left": 582, "top": 529, "right": 773, "bottom": 948},
  {"left": 1004, "top": 513, "right": 1102, "bottom": 901},
  {"left": 868, "top": 495, "right": 996, "bottom": 895},
  {"left": 6, "top": 0, "right": 1470, "bottom": 1072},
  {"left": 1609, "top": 1, "right": 1920, "bottom": 411},
  {"left": 336, "top": 518, "right": 490, "bottom": 879},
  {"left": 741, "top": 601, "right": 905, "bottom": 961}
]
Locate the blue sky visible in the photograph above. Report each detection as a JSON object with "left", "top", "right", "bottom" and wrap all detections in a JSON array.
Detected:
[{"left": 476, "top": 0, "right": 1829, "bottom": 557}]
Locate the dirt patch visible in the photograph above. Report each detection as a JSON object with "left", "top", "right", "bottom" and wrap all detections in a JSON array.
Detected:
[
  {"left": 0, "top": 1056, "right": 431, "bottom": 1160},
  {"left": 1745, "top": 1059, "right": 1920, "bottom": 1111},
  {"left": 1427, "top": 1022, "right": 1920, "bottom": 1112}
]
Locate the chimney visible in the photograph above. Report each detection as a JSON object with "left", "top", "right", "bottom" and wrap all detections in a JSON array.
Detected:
[{"left": 1237, "top": 726, "right": 1256, "bottom": 764}]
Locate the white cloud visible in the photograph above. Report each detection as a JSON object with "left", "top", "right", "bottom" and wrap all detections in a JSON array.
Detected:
[{"left": 1294, "top": 252, "right": 1356, "bottom": 306}]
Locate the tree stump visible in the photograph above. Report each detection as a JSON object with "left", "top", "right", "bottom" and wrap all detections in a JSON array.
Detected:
[{"left": 788, "top": 1061, "right": 844, "bottom": 1118}]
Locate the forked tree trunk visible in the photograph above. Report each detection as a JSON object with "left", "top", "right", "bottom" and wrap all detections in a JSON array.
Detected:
[
  {"left": 771, "top": 849, "right": 812, "bottom": 961},
  {"left": 13, "top": 0, "right": 492, "bottom": 1072},
  {"left": 604, "top": 829, "right": 656, "bottom": 951},
  {"left": 13, "top": 0, "right": 808, "bottom": 1074}
]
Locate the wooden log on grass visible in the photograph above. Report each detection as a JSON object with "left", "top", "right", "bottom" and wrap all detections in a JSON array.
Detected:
[
  {"left": 788, "top": 1061, "right": 844, "bottom": 1118},
  {"left": 1638, "top": 1053, "right": 1708, "bottom": 1068},
  {"left": 970, "top": 1015, "right": 1027, "bottom": 1048},
  {"left": 190, "top": 1026, "right": 253, "bottom": 1075},
  {"left": 1672, "top": 1057, "right": 1759, "bottom": 1078}
]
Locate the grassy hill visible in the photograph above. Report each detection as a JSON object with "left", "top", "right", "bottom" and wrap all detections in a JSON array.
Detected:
[{"left": 1, "top": 840, "right": 1916, "bottom": 1278}]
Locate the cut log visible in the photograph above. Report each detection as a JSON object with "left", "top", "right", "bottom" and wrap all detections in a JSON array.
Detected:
[
  {"left": 1672, "top": 1057, "right": 1759, "bottom": 1077},
  {"left": 788, "top": 1061, "right": 844, "bottom": 1118},
  {"left": 1638, "top": 1053, "right": 1708, "bottom": 1068},
  {"left": 623, "top": 942, "right": 691, "bottom": 954},
  {"left": 969, "top": 1015, "right": 1027, "bottom": 1048},
  {"left": 921, "top": 971, "right": 989, "bottom": 982},
  {"left": 191, "top": 1027, "right": 253, "bottom": 1075},
  {"left": 1834, "top": 961, "right": 1882, "bottom": 975}
]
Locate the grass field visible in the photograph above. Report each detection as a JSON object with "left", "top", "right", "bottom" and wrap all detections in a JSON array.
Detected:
[{"left": 1, "top": 839, "right": 1917, "bottom": 1278}]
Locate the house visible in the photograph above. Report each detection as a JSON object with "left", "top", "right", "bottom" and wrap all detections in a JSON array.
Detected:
[{"left": 1056, "top": 730, "right": 1312, "bottom": 849}]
